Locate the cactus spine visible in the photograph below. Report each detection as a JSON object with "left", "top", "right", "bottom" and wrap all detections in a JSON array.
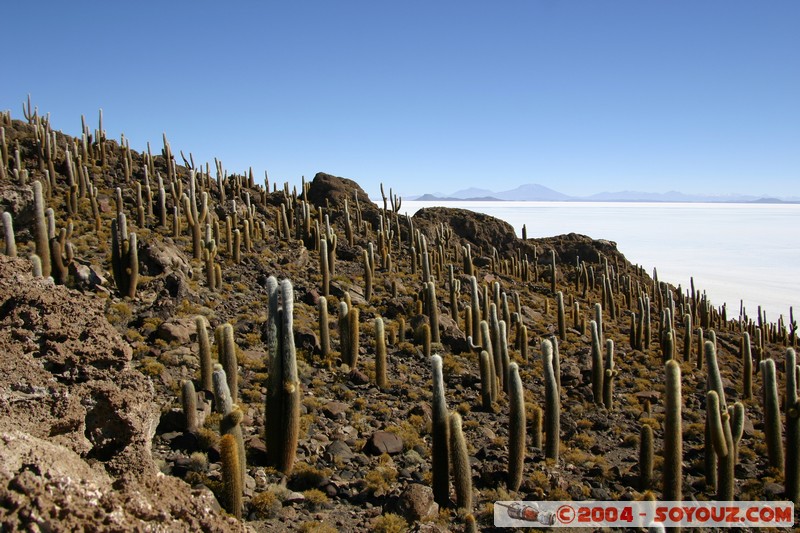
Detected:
[
  {"left": 431, "top": 354, "right": 450, "bottom": 507},
  {"left": 663, "top": 359, "right": 682, "bottom": 501},
  {"left": 449, "top": 412, "right": 472, "bottom": 511},
  {"left": 265, "top": 277, "right": 301, "bottom": 474},
  {"left": 507, "top": 362, "right": 525, "bottom": 491},
  {"left": 542, "top": 339, "right": 560, "bottom": 460}
]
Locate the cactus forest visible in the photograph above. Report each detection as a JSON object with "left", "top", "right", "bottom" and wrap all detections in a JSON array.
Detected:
[{"left": 0, "top": 99, "right": 798, "bottom": 531}]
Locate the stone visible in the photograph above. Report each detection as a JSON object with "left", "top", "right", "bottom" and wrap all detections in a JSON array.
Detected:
[
  {"left": 323, "top": 401, "right": 349, "bottom": 420},
  {"left": 363, "top": 431, "right": 403, "bottom": 455},
  {"left": 156, "top": 318, "right": 196, "bottom": 344},
  {"left": 325, "top": 440, "right": 355, "bottom": 462},
  {"left": 396, "top": 484, "right": 438, "bottom": 522}
]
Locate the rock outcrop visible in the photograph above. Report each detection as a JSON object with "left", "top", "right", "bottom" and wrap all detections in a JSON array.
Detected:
[{"left": 0, "top": 256, "right": 241, "bottom": 532}]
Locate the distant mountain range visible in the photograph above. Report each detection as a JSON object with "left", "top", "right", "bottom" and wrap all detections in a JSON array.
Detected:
[{"left": 410, "top": 184, "right": 800, "bottom": 203}]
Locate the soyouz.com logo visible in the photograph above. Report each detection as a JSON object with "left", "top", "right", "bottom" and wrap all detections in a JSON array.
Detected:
[{"left": 494, "top": 501, "right": 795, "bottom": 528}]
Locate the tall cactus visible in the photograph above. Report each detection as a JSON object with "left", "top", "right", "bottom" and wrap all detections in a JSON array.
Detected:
[
  {"left": 33, "top": 181, "right": 51, "bottom": 278},
  {"left": 590, "top": 320, "right": 604, "bottom": 405},
  {"left": 431, "top": 354, "right": 450, "bottom": 507},
  {"left": 220, "top": 434, "right": 243, "bottom": 519},
  {"left": 449, "top": 412, "right": 472, "bottom": 512},
  {"left": 265, "top": 277, "right": 301, "bottom": 474},
  {"left": 196, "top": 316, "right": 212, "bottom": 392},
  {"left": 507, "top": 362, "right": 525, "bottom": 491},
  {"left": 181, "top": 380, "right": 198, "bottom": 433},
  {"left": 761, "top": 358, "right": 784, "bottom": 470},
  {"left": 785, "top": 348, "right": 800, "bottom": 503},
  {"left": 217, "top": 323, "right": 238, "bottom": 404},
  {"left": 639, "top": 424, "right": 653, "bottom": 491},
  {"left": 318, "top": 296, "right": 331, "bottom": 363},
  {"left": 602, "top": 339, "right": 617, "bottom": 410},
  {"left": 542, "top": 339, "right": 560, "bottom": 461},
  {"left": 663, "top": 359, "right": 682, "bottom": 501},
  {"left": 2, "top": 211, "right": 16, "bottom": 257},
  {"left": 375, "top": 317, "right": 387, "bottom": 388},
  {"left": 556, "top": 291, "right": 566, "bottom": 341}
]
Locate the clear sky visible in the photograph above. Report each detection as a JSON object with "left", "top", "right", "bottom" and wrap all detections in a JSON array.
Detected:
[{"left": 2, "top": 1, "right": 798, "bottom": 199}]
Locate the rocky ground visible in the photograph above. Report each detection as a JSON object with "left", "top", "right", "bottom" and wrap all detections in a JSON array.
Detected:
[{"left": 0, "top": 109, "right": 797, "bottom": 532}]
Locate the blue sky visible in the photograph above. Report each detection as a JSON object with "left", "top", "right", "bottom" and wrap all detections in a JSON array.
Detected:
[{"left": 3, "top": 1, "right": 798, "bottom": 199}]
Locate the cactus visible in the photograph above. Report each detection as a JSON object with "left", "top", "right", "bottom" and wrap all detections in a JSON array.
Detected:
[
  {"left": 556, "top": 291, "right": 566, "bottom": 341},
  {"left": 348, "top": 306, "right": 360, "bottom": 370},
  {"left": 431, "top": 354, "right": 450, "bottom": 507},
  {"left": 217, "top": 324, "right": 238, "bottom": 403},
  {"left": 265, "top": 278, "right": 301, "bottom": 474},
  {"left": 507, "top": 362, "right": 525, "bottom": 491},
  {"left": 318, "top": 296, "right": 331, "bottom": 363},
  {"left": 742, "top": 332, "right": 753, "bottom": 400},
  {"left": 542, "top": 339, "right": 560, "bottom": 461},
  {"left": 375, "top": 317, "right": 387, "bottom": 388},
  {"left": 221, "top": 407, "right": 246, "bottom": 488},
  {"left": 319, "top": 237, "right": 329, "bottom": 297},
  {"left": 478, "top": 350, "right": 493, "bottom": 410},
  {"left": 639, "top": 424, "right": 653, "bottom": 491},
  {"left": 531, "top": 405, "right": 543, "bottom": 449},
  {"left": 220, "top": 434, "right": 243, "bottom": 519},
  {"left": 30, "top": 254, "right": 42, "bottom": 277},
  {"left": 181, "top": 380, "right": 198, "bottom": 433},
  {"left": 196, "top": 317, "right": 212, "bottom": 392},
  {"left": 449, "top": 411, "right": 472, "bottom": 511},
  {"left": 33, "top": 181, "right": 51, "bottom": 278},
  {"left": 2, "top": 211, "right": 16, "bottom": 257},
  {"left": 602, "top": 339, "right": 617, "bottom": 410},
  {"left": 590, "top": 320, "right": 604, "bottom": 405},
  {"left": 212, "top": 365, "right": 232, "bottom": 415},
  {"left": 682, "top": 313, "right": 692, "bottom": 361},
  {"left": 761, "top": 358, "right": 784, "bottom": 470},
  {"left": 110, "top": 213, "right": 139, "bottom": 298},
  {"left": 362, "top": 248, "right": 371, "bottom": 301},
  {"left": 663, "top": 359, "right": 682, "bottom": 501},
  {"left": 479, "top": 320, "right": 497, "bottom": 401},
  {"left": 707, "top": 390, "right": 735, "bottom": 501},
  {"left": 786, "top": 348, "right": 800, "bottom": 503},
  {"left": 425, "top": 281, "right": 441, "bottom": 344},
  {"left": 338, "top": 301, "right": 350, "bottom": 365}
]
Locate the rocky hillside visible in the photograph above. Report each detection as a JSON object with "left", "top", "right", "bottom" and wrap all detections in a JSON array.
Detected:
[{"left": 0, "top": 105, "right": 797, "bottom": 532}]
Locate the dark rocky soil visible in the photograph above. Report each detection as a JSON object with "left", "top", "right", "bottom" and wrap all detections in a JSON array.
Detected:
[{"left": 0, "top": 109, "right": 796, "bottom": 532}]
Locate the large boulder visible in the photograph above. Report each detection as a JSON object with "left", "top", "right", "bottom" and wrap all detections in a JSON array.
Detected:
[
  {"left": 412, "top": 206, "right": 518, "bottom": 255},
  {"left": 304, "top": 172, "right": 382, "bottom": 228}
]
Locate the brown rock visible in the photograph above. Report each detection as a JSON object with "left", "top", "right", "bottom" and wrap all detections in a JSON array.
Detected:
[
  {"left": 363, "top": 431, "right": 403, "bottom": 455},
  {"left": 396, "top": 483, "right": 439, "bottom": 522}
]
